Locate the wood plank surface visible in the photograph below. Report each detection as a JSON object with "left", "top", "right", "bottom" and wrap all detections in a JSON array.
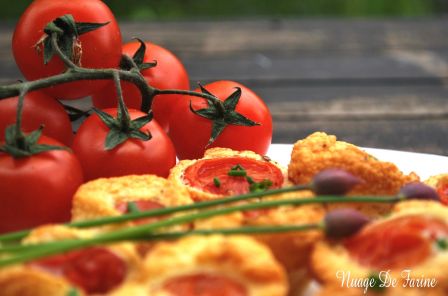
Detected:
[{"left": 0, "top": 19, "right": 447, "bottom": 155}]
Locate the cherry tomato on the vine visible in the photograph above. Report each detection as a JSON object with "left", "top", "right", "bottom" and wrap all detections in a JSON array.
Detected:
[
  {"left": 0, "top": 136, "right": 83, "bottom": 234},
  {"left": 72, "top": 108, "right": 176, "bottom": 181},
  {"left": 92, "top": 41, "right": 190, "bottom": 131},
  {"left": 0, "top": 91, "right": 73, "bottom": 146},
  {"left": 12, "top": 0, "right": 122, "bottom": 100},
  {"left": 169, "top": 81, "right": 273, "bottom": 160}
]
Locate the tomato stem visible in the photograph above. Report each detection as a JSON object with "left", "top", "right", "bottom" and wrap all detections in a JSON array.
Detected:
[{"left": 154, "top": 88, "right": 222, "bottom": 105}]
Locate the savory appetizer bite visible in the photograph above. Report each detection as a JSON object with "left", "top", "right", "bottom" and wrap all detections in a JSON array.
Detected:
[
  {"left": 110, "top": 235, "right": 288, "bottom": 296},
  {"left": 0, "top": 225, "right": 141, "bottom": 296},
  {"left": 72, "top": 174, "right": 193, "bottom": 222},
  {"left": 288, "top": 132, "right": 419, "bottom": 215},
  {"left": 310, "top": 200, "right": 448, "bottom": 294},
  {"left": 169, "top": 147, "right": 289, "bottom": 201},
  {"left": 425, "top": 173, "right": 448, "bottom": 205},
  {"left": 194, "top": 194, "right": 325, "bottom": 295}
]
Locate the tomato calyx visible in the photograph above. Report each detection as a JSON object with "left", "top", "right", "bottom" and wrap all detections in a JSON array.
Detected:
[
  {"left": 93, "top": 107, "right": 153, "bottom": 150},
  {"left": 0, "top": 124, "right": 67, "bottom": 158},
  {"left": 120, "top": 38, "right": 158, "bottom": 72},
  {"left": 35, "top": 14, "right": 109, "bottom": 66},
  {"left": 190, "top": 84, "right": 260, "bottom": 146},
  {"left": 0, "top": 91, "right": 67, "bottom": 158}
]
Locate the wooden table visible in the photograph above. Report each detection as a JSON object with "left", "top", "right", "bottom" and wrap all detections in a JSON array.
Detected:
[{"left": 1, "top": 19, "right": 447, "bottom": 155}]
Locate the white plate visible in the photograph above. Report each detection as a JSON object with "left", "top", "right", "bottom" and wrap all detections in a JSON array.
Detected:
[{"left": 267, "top": 144, "right": 448, "bottom": 180}]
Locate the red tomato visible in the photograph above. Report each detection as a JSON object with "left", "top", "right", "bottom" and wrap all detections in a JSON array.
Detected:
[
  {"left": 12, "top": 0, "right": 122, "bottom": 100},
  {"left": 0, "top": 136, "right": 83, "bottom": 233},
  {"left": 169, "top": 81, "right": 273, "bottom": 160},
  {"left": 163, "top": 274, "right": 247, "bottom": 296},
  {"left": 183, "top": 157, "right": 283, "bottom": 196},
  {"left": 0, "top": 91, "right": 73, "bottom": 146},
  {"left": 32, "top": 247, "right": 127, "bottom": 294},
  {"left": 437, "top": 183, "right": 448, "bottom": 205},
  {"left": 92, "top": 41, "right": 190, "bottom": 131},
  {"left": 344, "top": 216, "right": 448, "bottom": 270},
  {"left": 72, "top": 108, "right": 176, "bottom": 181}
]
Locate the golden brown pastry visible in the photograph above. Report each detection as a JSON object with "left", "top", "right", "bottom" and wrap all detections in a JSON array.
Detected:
[
  {"left": 194, "top": 192, "right": 325, "bottom": 296},
  {"left": 0, "top": 225, "right": 141, "bottom": 296},
  {"left": 169, "top": 147, "right": 289, "bottom": 202},
  {"left": 111, "top": 235, "right": 288, "bottom": 296},
  {"left": 310, "top": 200, "right": 448, "bottom": 294},
  {"left": 72, "top": 174, "right": 193, "bottom": 222},
  {"left": 425, "top": 173, "right": 448, "bottom": 205},
  {"left": 288, "top": 132, "right": 419, "bottom": 216}
]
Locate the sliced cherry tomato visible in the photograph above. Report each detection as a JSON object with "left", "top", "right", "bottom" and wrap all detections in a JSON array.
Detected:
[
  {"left": 344, "top": 215, "right": 448, "bottom": 270},
  {"left": 72, "top": 108, "right": 176, "bottom": 181},
  {"left": 183, "top": 157, "right": 283, "bottom": 196},
  {"left": 0, "top": 91, "right": 73, "bottom": 146},
  {"left": 436, "top": 183, "right": 448, "bottom": 205},
  {"left": 169, "top": 81, "right": 272, "bottom": 160},
  {"left": 0, "top": 136, "right": 83, "bottom": 233},
  {"left": 12, "top": 0, "right": 122, "bottom": 99},
  {"left": 92, "top": 41, "right": 189, "bottom": 131},
  {"left": 163, "top": 274, "right": 247, "bottom": 296},
  {"left": 31, "top": 247, "right": 127, "bottom": 294}
]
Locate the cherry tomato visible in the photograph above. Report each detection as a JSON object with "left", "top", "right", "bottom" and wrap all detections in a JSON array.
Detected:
[
  {"left": 163, "top": 274, "right": 247, "bottom": 296},
  {"left": 183, "top": 157, "right": 283, "bottom": 196},
  {"left": 92, "top": 41, "right": 190, "bottom": 131},
  {"left": 0, "top": 91, "right": 73, "bottom": 146},
  {"left": 169, "top": 81, "right": 273, "bottom": 160},
  {"left": 12, "top": 0, "right": 122, "bottom": 100},
  {"left": 344, "top": 216, "right": 448, "bottom": 270},
  {"left": 72, "top": 108, "right": 176, "bottom": 181},
  {"left": 0, "top": 136, "right": 83, "bottom": 233},
  {"left": 437, "top": 183, "right": 448, "bottom": 205},
  {"left": 32, "top": 247, "right": 127, "bottom": 294}
]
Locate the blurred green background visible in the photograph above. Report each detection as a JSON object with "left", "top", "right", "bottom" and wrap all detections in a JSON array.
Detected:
[{"left": 1, "top": 0, "right": 448, "bottom": 21}]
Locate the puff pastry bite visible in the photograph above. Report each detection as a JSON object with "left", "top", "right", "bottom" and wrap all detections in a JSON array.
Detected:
[
  {"left": 425, "top": 173, "right": 448, "bottom": 205},
  {"left": 194, "top": 193, "right": 325, "bottom": 295},
  {"left": 310, "top": 201, "right": 448, "bottom": 294},
  {"left": 0, "top": 225, "right": 141, "bottom": 296},
  {"left": 288, "top": 132, "right": 419, "bottom": 216},
  {"left": 72, "top": 174, "right": 193, "bottom": 222},
  {"left": 169, "top": 147, "right": 289, "bottom": 202},
  {"left": 111, "top": 235, "right": 288, "bottom": 296}
]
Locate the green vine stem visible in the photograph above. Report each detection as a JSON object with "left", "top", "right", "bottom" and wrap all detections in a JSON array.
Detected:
[{"left": 0, "top": 34, "right": 225, "bottom": 114}]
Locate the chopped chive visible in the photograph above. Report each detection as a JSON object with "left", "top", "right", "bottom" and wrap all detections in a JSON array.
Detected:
[
  {"left": 231, "top": 164, "right": 245, "bottom": 171},
  {"left": 228, "top": 164, "right": 247, "bottom": 176},
  {"left": 228, "top": 170, "right": 247, "bottom": 177},
  {"left": 213, "top": 177, "right": 221, "bottom": 188},
  {"left": 66, "top": 288, "right": 80, "bottom": 296},
  {"left": 249, "top": 179, "right": 273, "bottom": 192},
  {"left": 127, "top": 202, "right": 140, "bottom": 213},
  {"left": 436, "top": 238, "right": 447, "bottom": 250}
]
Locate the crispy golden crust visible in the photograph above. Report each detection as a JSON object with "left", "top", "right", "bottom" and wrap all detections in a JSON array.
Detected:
[
  {"left": 288, "top": 132, "right": 419, "bottom": 216},
  {"left": 193, "top": 191, "right": 324, "bottom": 296},
  {"left": 169, "top": 147, "right": 290, "bottom": 202},
  {"left": 111, "top": 235, "right": 288, "bottom": 296},
  {"left": 0, "top": 266, "right": 79, "bottom": 296},
  {"left": 72, "top": 174, "right": 193, "bottom": 221},
  {"left": 0, "top": 225, "right": 141, "bottom": 296},
  {"left": 310, "top": 201, "right": 448, "bottom": 291},
  {"left": 425, "top": 173, "right": 448, "bottom": 188}
]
